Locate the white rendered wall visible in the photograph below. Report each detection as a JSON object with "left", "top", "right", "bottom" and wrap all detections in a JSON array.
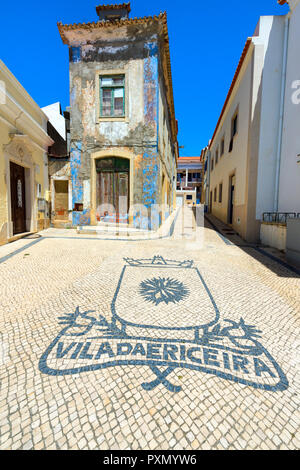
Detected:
[
  {"left": 42, "top": 102, "right": 66, "bottom": 140},
  {"left": 260, "top": 223, "right": 287, "bottom": 251},
  {"left": 255, "top": 16, "right": 285, "bottom": 219},
  {"left": 209, "top": 50, "right": 253, "bottom": 224},
  {"left": 278, "top": 3, "right": 300, "bottom": 213}
]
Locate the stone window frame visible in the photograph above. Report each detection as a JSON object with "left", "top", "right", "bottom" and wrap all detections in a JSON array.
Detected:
[{"left": 95, "top": 67, "right": 129, "bottom": 123}]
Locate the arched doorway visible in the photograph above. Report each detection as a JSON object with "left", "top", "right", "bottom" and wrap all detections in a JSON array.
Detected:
[{"left": 96, "top": 157, "right": 129, "bottom": 223}]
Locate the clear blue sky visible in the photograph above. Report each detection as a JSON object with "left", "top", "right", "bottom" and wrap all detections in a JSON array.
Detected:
[{"left": 0, "top": 0, "right": 289, "bottom": 156}]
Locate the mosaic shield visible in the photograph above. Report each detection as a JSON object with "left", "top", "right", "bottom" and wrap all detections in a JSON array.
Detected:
[
  {"left": 111, "top": 256, "right": 220, "bottom": 340},
  {"left": 39, "top": 255, "right": 288, "bottom": 393}
]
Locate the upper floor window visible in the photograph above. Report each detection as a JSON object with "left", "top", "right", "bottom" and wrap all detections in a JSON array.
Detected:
[
  {"left": 229, "top": 111, "right": 238, "bottom": 152},
  {"left": 211, "top": 158, "right": 214, "bottom": 171},
  {"left": 221, "top": 137, "right": 225, "bottom": 156},
  {"left": 106, "top": 14, "right": 121, "bottom": 20},
  {"left": 215, "top": 149, "right": 219, "bottom": 165},
  {"left": 232, "top": 114, "right": 238, "bottom": 137},
  {"left": 100, "top": 75, "right": 125, "bottom": 117}
]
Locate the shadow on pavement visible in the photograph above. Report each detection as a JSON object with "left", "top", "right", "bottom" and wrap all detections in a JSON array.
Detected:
[{"left": 202, "top": 212, "right": 300, "bottom": 279}]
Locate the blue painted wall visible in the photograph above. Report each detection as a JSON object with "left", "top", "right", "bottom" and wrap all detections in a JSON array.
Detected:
[
  {"left": 70, "top": 142, "right": 91, "bottom": 226},
  {"left": 140, "top": 41, "right": 161, "bottom": 231}
]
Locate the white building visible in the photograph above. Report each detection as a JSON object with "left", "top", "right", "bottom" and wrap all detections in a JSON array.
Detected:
[
  {"left": 277, "top": 0, "right": 300, "bottom": 214},
  {"left": 208, "top": 0, "right": 300, "bottom": 244},
  {"left": 42, "top": 102, "right": 66, "bottom": 140}
]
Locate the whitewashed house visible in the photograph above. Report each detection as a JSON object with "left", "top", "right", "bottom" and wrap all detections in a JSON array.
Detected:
[{"left": 208, "top": 0, "right": 300, "bottom": 251}]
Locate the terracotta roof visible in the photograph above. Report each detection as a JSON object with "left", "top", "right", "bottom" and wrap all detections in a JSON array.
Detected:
[
  {"left": 57, "top": 11, "right": 177, "bottom": 146},
  {"left": 209, "top": 38, "right": 252, "bottom": 149},
  {"left": 57, "top": 13, "right": 166, "bottom": 44},
  {"left": 96, "top": 3, "right": 131, "bottom": 14},
  {"left": 160, "top": 13, "right": 177, "bottom": 148},
  {"left": 278, "top": 0, "right": 287, "bottom": 5}
]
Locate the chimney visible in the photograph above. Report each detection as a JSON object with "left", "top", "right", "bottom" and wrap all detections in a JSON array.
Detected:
[{"left": 96, "top": 3, "right": 131, "bottom": 22}]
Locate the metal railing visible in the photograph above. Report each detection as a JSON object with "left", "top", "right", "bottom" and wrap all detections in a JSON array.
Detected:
[{"left": 262, "top": 212, "right": 298, "bottom": 224}]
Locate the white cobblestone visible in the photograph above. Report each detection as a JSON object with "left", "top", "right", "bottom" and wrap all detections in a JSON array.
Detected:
[{"left": 0, "top": 208, "right": 299, "bottom": 449}]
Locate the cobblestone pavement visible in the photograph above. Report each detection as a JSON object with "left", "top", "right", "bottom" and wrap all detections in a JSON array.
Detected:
[{"left": 0, "top": 208, "right": 299, "bottom": 450}]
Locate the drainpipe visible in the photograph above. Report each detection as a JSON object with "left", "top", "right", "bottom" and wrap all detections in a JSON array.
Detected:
[{"left": 274, "top": 15, "right": 290, "bottom": 212}]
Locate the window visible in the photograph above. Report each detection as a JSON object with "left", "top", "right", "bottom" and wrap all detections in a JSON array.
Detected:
[
  {"left": 215, "top": 149, "right": 219, "bottom": 165},
  {"left": 96, "top": 157, "right": 129, "bottom": 172},
  {"left": 186, "top": 195, "right": 193, "bottom": 200},
  {"left": 219, "top": 183, "right": 223, "bottom": 203},
  {"left": 229, "top": 112, "right": 238, "bottom": 152},
  {"left": 211, "top": 158, "right": 214, "bottom": 171},
  {"left": 37, "top": 183, "right": 42, "bottom": 198},
  {"left": 214, "top": 187, "right": 217, "bottom": 202},
  {"left": 100, "top": 75, "right": 125, "bottom": 117},
  {"left": 74, "top": 203, "right": 83, "bottom": 212},
  {"left": 106, "top": 14, "right": 121, "bottom": 20},
  {"left": 221, "top": 138, "right": 225, "bottom": 156},
  {"left": 232, "top": 114, "right": 238, "bottom": 137}
]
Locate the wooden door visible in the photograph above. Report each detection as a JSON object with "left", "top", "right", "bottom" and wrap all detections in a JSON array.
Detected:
[
  {"left": 10, "top": 162, "right": 26, "bottom": 235},
  {"left": 97, "top": 171, "right": 129, "bottom": 223},
  {"left": 96, "top": 158, "right": 129, "bottom": 223},
  {"left": 114, "top": 172, "right": 129, "bottom": 222},
  {"left": 97, "top": 171, "right": 114, "bottom": 219}
]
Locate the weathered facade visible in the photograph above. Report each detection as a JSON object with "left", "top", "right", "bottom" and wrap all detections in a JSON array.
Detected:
[
  {"left": 58, "top": 3, "right": 178, "bottom": 230},
  {"left": 42, "top": 103, "right": 71, "bottom": 227},
  {"left": 200, "top": 147, "right": 209, "bottom": 206},
  {"left": 0, "top": 60, "right": 53, "bottom": 245}
]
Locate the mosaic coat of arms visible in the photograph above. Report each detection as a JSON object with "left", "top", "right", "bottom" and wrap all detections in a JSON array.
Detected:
[{"left": 39, "top": 256, "right": 288, "bottom": 392}]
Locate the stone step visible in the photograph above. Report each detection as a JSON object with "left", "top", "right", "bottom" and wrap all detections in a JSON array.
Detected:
[
  {"left": 51, "top": 220, "right": 71, "bottom": 229},
  {"left": 76, "top": 225, "right": 153, "bottom": 236}
]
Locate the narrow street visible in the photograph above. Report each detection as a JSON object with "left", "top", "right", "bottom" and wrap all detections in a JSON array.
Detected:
[{"left": 0, "top": 207, "right": 299, "bottom": 450}]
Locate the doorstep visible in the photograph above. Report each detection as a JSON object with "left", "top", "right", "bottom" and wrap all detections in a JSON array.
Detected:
[
  {"left": 76, "top": 225, "right": 153, "bottom": 237},
  {"left": 8, "top": 232, "right": 35, "bottom": 244},
  {"left": 76, "top": 208, "right": 179, "bottom": 240}
]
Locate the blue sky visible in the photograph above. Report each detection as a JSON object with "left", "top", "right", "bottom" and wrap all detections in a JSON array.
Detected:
[{"left": 0, "top": 0, "right": 289, "bottom": 155}]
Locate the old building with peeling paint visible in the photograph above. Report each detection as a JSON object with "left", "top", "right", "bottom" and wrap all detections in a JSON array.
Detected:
[{"left": 57, "top": 2, "right": 178, "bottom": 230}]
